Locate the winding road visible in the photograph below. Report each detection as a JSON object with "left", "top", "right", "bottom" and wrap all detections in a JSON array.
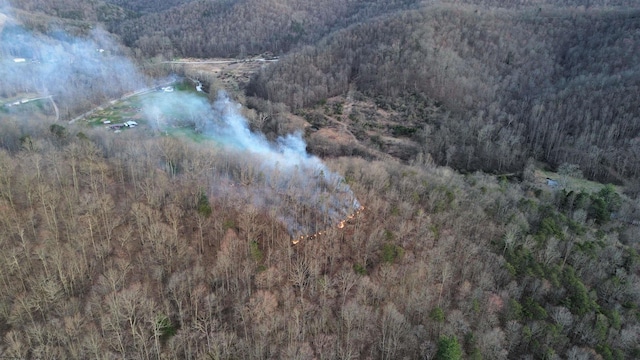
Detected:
[
  {"left": 4, "top": 95, "right": 59, "bottom": 121},
  {"left": 162, "top": 57, "right": 278, "bottom": 65},
  {"left": 68, "top": 81, "right": 175, "bottom": 124},
  {"left": 48, "top": 96, "right": 59, "bottom": 121},
  {"left": 68, "top": 57, "right": 278, "bottom": 124}
]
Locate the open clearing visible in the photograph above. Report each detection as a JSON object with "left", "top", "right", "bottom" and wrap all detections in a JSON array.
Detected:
[
  {"left": 83, "top": 79, "right": 208, "bottom": 137},
  {"left": 535, "top": 168, "right": 622, "bottom": 194}
]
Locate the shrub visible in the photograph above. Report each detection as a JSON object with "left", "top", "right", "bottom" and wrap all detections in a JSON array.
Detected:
[
  {"left": 155, "top": 315, "right": 177, "bottom": 342},
  {"left": 429, "top": 307, "right": 445, "bottom": 322},
  {"left": 353, "top": 263, "right": 367, "bottom": 275},
  {"left": 250, "top": 240, "right": 263, "bottom": 263},
  {"left": 382, "top": 243, "right": 403, "bottom": 263},
  {"left": 196, "top": 191, "right": 212, "bottom": 218},
  {"left": 50, "top": 124, "right": 67, "bottom": 140},
  {"left": 562, "top": 267, "right": 597, "bottom": 316},
  {"left": 436, "top": 336, "right": 462, "bottom": 360}
]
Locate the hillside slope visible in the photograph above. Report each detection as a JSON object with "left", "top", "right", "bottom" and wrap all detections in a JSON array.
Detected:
[
  {"left": 104, "top": 0, "right": 196, "bottom": 14},
  {"left": 249, "top": 5, "right": 640, "bottom": 186},
  {"left": 0, "top": 115, "right": 639, "bottom": 359},
  {"left": 1, "top": 1, "right": 640, "bottom": 359},
  {"left": 6, "top": 0, "right": 129, "bottom": 24},
  {"left": 107, "top": 0, "right": 421, "bottom": 58}
]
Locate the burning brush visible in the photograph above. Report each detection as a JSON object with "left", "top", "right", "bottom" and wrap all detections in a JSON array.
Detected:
[{"left": 292, "top": 206, "right": 365, "bottom": 245}]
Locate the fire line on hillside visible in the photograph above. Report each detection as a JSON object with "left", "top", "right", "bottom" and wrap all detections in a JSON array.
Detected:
[{"left": 292, "top": 206, "right": 365, "bottom": 245}]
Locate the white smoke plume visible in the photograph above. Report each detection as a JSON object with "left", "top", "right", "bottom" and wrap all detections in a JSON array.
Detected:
[
  {"left": 0, "top": 5, "right": 360, "bottom": 237},
  {"left": 143, "top": 91, "right": 361, "bottom": 237},
  {"left": 0, "top": 12, "right": 145, "bottom": 118}
]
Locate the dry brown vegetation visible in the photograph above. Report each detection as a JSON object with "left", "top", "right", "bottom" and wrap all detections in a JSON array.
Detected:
[
  {"left": 0, "top": 116, "right": 639, "bottom": 359},
  {"left": 248, "top": 5, "right": 640, "bottom": 187},
  {"left": 3, "top": 0, "right": 640, "bottom": 359}
]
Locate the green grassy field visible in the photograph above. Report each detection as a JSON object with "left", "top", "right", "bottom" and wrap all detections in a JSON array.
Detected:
[
  {"left": 536, "top": 169, "right": 621, "bottom": 195},
  {"left": 85, "top": 80, "right": 208, "bottom": 139}
]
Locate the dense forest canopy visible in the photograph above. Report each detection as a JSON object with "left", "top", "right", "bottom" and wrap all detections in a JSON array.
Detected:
[
  {"left": 107, "top": 0, "right": 422, "bottom": 58},
  {"left": 103, "top": 0, "right": 197, "bottom": 15},
  {"left": 12, "top": 0, "right": 632, "bottom": 186},
  {"left": 248, "top": 6, "right": 640, "bottom": 185},
  {"left": 2, "top": 0, "right": 640, "bottom": 359},
  {"left": 1, "top": 114, "right": 639, "bottom": 359}
]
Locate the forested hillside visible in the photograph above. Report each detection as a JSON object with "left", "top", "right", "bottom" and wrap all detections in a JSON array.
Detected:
[
  {"left": 6, "top": 0, "right": 130, "bottom": 23},
  {"left": 107, "top": 0, "right": 421, "bottom": 58},
  {"left": 249, "top": 6, "right": 640, "bottom": 186},
  {"left": 2, "top": 0, "right": 640, "bottom": 359},
  {"left": 1, "top": 118, "right": 639, "bottom": 359},
  {"left": 103, "top": 0, "right": 196, "bottom": 15}
]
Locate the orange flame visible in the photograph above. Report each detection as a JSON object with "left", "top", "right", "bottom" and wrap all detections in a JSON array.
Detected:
[{"left": 291, "top": 206, "right": 365, "bottom": 245}]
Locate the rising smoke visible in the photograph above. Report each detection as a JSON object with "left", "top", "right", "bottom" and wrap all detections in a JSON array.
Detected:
[
  {"left": 1, "top": 5, "right": 360, "bottom": 238},
  {"left": 0, "top": 8, "right": 144, "bottom": 117},
  {"left": 143, "top": 91, "right": 361, "bottom": 237}
]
